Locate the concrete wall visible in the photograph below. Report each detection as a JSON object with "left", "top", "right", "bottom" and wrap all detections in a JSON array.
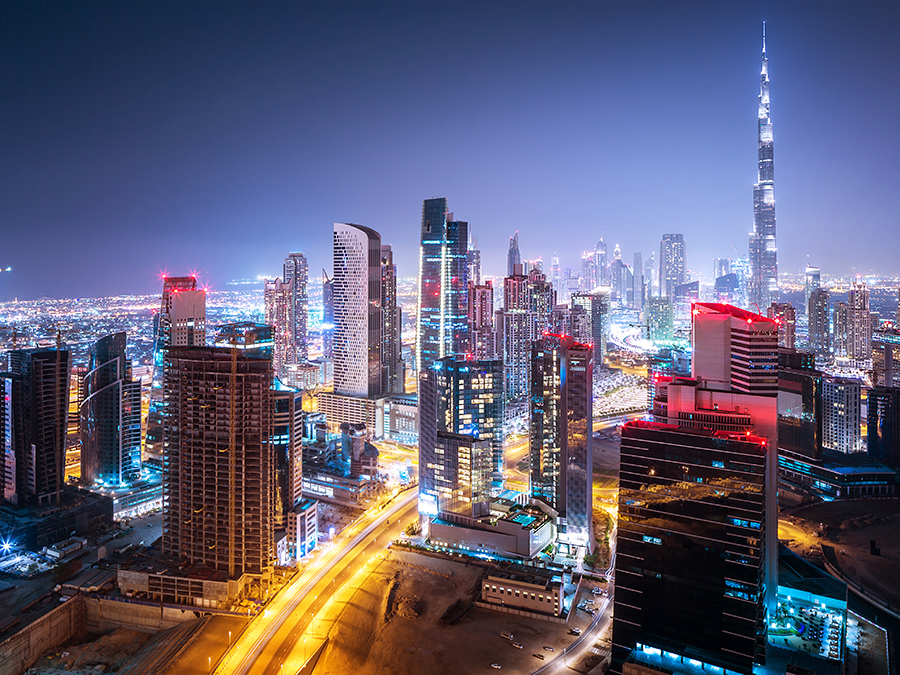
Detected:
[
  {"left": 83, "top": 596, "right": 204, "bottom": 634},
  {"left": 0, "top": 595, "right": 85, "bottom": 675}
]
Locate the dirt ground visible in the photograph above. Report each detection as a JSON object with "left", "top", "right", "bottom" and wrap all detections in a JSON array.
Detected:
[
  {"left": 27, "top": 628, "right": 151, "bottom": 674},
  {"left": 788, "top": 499, "right": 900, "bottom": 609},
  {"left": 308, "top": 549, "right": 591, "bottom": 675}
]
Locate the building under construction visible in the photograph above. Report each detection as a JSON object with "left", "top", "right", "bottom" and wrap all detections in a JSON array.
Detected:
[{"left": 162, "top": 335, "right": 274, "bottom": 580}]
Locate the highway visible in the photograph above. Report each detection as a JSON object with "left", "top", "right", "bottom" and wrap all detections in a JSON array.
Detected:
[{"left": 213, "top": 488, "right": 418, "bottom": 675}]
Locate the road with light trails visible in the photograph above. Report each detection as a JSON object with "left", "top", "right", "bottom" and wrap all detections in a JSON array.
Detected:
[{"left": 213, "top": 488, "right": 418, "bottom": 675}]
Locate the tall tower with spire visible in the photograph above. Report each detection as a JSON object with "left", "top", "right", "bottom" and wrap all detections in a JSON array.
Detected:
[{"left": 749, "top": 22, "right": 777, "bottom": 310}]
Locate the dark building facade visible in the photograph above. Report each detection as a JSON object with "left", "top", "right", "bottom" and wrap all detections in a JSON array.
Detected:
[
  {"left": 80, "top": 332, "right": 142, "bottom": 486},
  {"left": 868, "top": 387, "right": 900, "bottom": 468},
  {"left": 529, "top": 334, "right": 593, "bottom": 550},
  {"left": 613, "top": 421, "right": 768, "bottom": 675}
]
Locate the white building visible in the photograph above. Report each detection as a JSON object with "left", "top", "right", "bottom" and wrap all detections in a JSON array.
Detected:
[{"left": 822, "top": 377, "right": 863, "bottom": 453}]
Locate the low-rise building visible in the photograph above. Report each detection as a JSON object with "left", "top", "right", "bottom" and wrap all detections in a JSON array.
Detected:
[
  {"left": 481, "top": 563, "right": 565, "bottom": 618},
  {"left": 288, "top": 498, "right": 318, "bottom": 559},
  {"left": 428, "top": 503, "right": 554, "bottom": 559}
]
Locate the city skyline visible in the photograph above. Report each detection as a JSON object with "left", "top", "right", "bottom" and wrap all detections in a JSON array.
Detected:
[{"left": 1, "top": 2, "right": 898, "bottom": 301}]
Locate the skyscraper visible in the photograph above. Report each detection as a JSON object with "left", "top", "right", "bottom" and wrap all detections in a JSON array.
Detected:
[
  {"left": 322, "top": 269, "right": 334, "bottom": 359},
  {"left": 418, "top": 355, "right": 503, "bottom": 519},
  {"left": 632, "top": 252, "right": 643, "bottom": 312},
  {"left": 612, "top": 422, "right": 769, "bottom": 674},
  {"left": 847, "top": 279, "right": 872, "bottom": 360},
  {"left": 162, "top": 325, "right": 274, "bottom": 579},
  {"left": 767, "top": 301, "right": 796, "bottom": 349},
  {"left": 80, "top": 332, "right": 142, "bottom": 486},
  {"left": 416, "top": 198, "right": 469, "bottom": 373},
  {"left": 264, "top": 277, "right": 293, "bottom": 379},
  {"left": 283, "top": 252, "right": 309, "bottom": 361},
  {"left": 494, "top": 307, "right": 535, "bottom": 399},
  {"left": 468, "top": 280, "right": 495, "bottom": 360},
  {"left": 714, "top": 257, "right": 732, "bottom": 280},
  {"left": 804, "top": 265, "right": 820, "bottom": 315},
  {"left": 749, "top": 23, "right": 778, "bottom": 310},
  {"left": 822, "top": 377, "right": 862, "bottom": 454},
  {"left": 507, "top": 231, "right": 521, "bottom": 277},
  {"left": 2, "top": 347, "right": 70, "bottom": 506},
  {"left": 808, "top": 288, "right": 830, "bottom": 355},
  {"left": 658, "top": 233, "right": 685, "bottom": 298},
  {"left": 380, "top": 245, "right": 403, "bottom": 394},
  {"left": 467, "top": 235, "right": 482, "bottom": 286},
  {"left": 333, "top": 222, "right": 382, "bottom": 398},
  {"left": 529, "top": 334, "right": 593, "bottom": 549},
  {"left": 571, "top": 291, "right": 607, "bottom": 371}
]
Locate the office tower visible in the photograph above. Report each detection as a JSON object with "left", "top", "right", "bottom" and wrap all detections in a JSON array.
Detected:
[
  {"left": 381, "top": 245, "right": 403, "bottom": 394},
  {"left": 417, "top": 198, "right": 470, "bottom": 372},
  {"left": 833, "top": 301, "right": 850, "bottom": 357},
  {"left": 672, "top": 280, "right": 699, "bottom": 319},
  {"left": 80, "top": 332, "right": 141, "bottom": 486},
  {"left": 503, "top": 267, "right": 528, "bottom": 311},
  {"left": 271, "top": 384, "right": 304, "bottom": 530},
  {"left": 571, "top": 291, "right": 607, "bottom": 370},
  {"left": 322, "top": 270, "right": 334, "bottom": 359},
  {"left": 822, "top": 377, "right": 862, "bottom": 453},
  {"left": 549, "top": 256, "right": 561, "bottom": 293},
  {"left": 594, "top": 237, "right": 608, "bottom": 286},
  {"left": 714, "top": 257, "right": 731, "bottom": 280},
  {"left": 530, "top": 334, "right": 593, "bottom": 549},
  {"left": 749, "top": 24, "right": 778, "bottom": 310},
  {"left": 777, "top": 349, "right": 823, "bottom": 462},
  {"left": 494, "top": 308, "right": 536, "bottom": 399},
  {"left": 730, "top": 257, "right": 752, "bottom": 308},
  {"left": 692, "top": 303, "right": 779, "bottom": 395},
  {"left": 333, "top": 222, "right": 383, "bottom": 398},
  {"left": 147, "top": 275, "right": 206, "bottom": 459},
  {"left": 467, "top": 235, "right": 482, "bottom": 286},
  {"left": 643, "top": 252, "right": 655, "bottom": 298},
  {"left": 581, "top": 251, "right": 597, "bottom": 291},
  {"left": 418, "top": 356, "right": 502, "bottom": 518},
  {"left": 162, "top": 325, "right": 274, "bottom": 578},
  {"left": 808, "top": 288, "right": 830, "bottom": 355},
  {"left": 804, "top": 265, "right": 820, "bottom": 315},
  {"left": 610, "top": 258, "right": 630, "bottom": 305},
  {"left": 527, "top": 268, "right": 556, "bottom": 332},
  {"left": 612, "top": 422, "right": 768, "bottom": 675},
  {"left": 715, "top": 273, "right": 740, "bottom": 305},
  {"left": 767, "top": 301, "right": 796, "bottom": 349},
  {"left": 868, "top": 386, "right": 900, "bottom": 467},
  {"left": 264, "top": 277, "right": 293, "bottom": 379},
  {"left": 872, "top": 327, "right": 900, "bottom": 388},
  {"left": 647, "top": 297, "right": 674, "bottom": 341},
  {"left": 2, "top": 347, "right": 70, "bottom": 506},
  {"left": 468, "top": 280, "right": 495, "bottom": 360},
  {"left": 1, "top": 376, "right": 12, "bottom": 504},
  {"left": 846, "top": 280, "right": 872, "bottom": 359},
  {"left": 658, "top": 234, "right": 685, "bottom": 298},
  {"left": 632, "top": 252, "right": 643, "bottom": 312},
  {"left": 283, "top": 252, "right": 309, "bottom": 361},
  {"left": 507, "top": 231, "right": 521, "bottom": 277}
]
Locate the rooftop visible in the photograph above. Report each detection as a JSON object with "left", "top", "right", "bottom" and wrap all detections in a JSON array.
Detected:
[{"left": 693, "top": 302, "right": 775, "bottom": 323}]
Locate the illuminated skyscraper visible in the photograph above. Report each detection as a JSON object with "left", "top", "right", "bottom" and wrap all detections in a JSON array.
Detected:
[
  {"left": 162, "top": 324, "right": 274, "bottom": 578},
  {"left": 596, "top": 236, "right": 608, "bottom": 286},
  {"left": 264, "top": 277, "right": 293, "bottom": 378},
  {"left": 416, "top": 198, "right": 469, "bottom": 372},
  {"left": 322, "top": 269, "right": 334, "bottom": 359},
  {"left": 283, "top": 252, "right": 309, "bottom": 361},
  {"left": 507, "top": 231, "right": 521, "bottom": 277},
  {"left": 80, "top": 332, "right": 141, "bottom": 486},
  {"left": 467, "top": 235, "right": 482, "bottom": 286},
  {"left": 749, "top": 23, "right": 778, "bottom": 310},
  {"left": 804, "top": 265, "right": 820, "bottom": 315},
  {"left": 381, "top": 245, "right": 403, "bottom": 394},
  {"left": 333, "top": 223, "right": 382, "bottom": 398},
  {"left": 808, "top": 288, "right": 830, "bottom": 355},
  {"left": 822, "top": 377, "right": 862, "bottom": 454},
  {"left": 767, "top": 301, "right": 796, "bottom": 349},
  {"left": 847, "top": 280, "right": 872, "bottom": 359},
  {"left": 468, "top": 280, "right": 495, "bottom": 360},
  {"left": 658, "top": 233, "right": 685, "bottom": 298},
  {"left": 529, "top": 334, "right": 593, "bottom": 549},
  {"left": 2, "top": 347, "right": 70, "bottom": 506}
]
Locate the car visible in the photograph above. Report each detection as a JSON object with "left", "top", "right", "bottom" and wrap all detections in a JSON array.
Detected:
[
  {"left": 543, "top": 646, "right": 554, "bottom": 652},
  {"left": 569, "top": 627, "right": 582, "bottom": 636},
  {"left": 533, "top": 654, "right": 545, "bottom": 660},
  {"left": 591, "top": 587, "right": 602, "bottom": 595},
  {"left": 511, "top": 642, "right": 523, "bottom": 649},
  {"left": 491, "top": 664, "right": 502, "bottom": 670}
]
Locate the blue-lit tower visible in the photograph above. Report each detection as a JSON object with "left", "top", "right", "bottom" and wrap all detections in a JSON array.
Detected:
[
  {"left": 416, "top": 198, "right": 469, "bottom": 373},
  {"left": 749, "top": 23, "right": 778, "bottom": 310}
]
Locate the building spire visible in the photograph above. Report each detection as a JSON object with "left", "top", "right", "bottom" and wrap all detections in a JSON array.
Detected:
[{"left": 762, "top": 20, "right": 766, "bottom": 55}]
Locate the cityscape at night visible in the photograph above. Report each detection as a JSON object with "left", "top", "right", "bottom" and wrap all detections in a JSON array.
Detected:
[{"left": 0, "top": 3, "right": 898, "bottom": 675}]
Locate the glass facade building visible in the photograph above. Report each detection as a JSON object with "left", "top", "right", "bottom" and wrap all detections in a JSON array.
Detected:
[
  {"left": 612, "top": 421, "right": 769, "bottom": 675},
  {"left": 80, "top": 332, "right": 142, "bottom": 486}
]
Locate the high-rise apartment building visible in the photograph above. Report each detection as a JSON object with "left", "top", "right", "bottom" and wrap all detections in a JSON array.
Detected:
[
  {"left": 808, "top": 288, "right": 830, "bottom": 355},
  {"left": 612, "top": 422, "right": 769, "bottom": 675},
  {"left": 2, "top": 347, "right": 71, "bottom": 506},
  {"left": 658, "top": 234, "right": 685, "bottom": 298},
  {"left": 868, "top": 387, "right": 900, "bottom": 468},
  {"left": 872, "top": 327, "right": 900, "bottom": 388},
  {"left": 846, "top": 280, "right": 872, "bottom": 360},
  {"left": 571, "top": 291, "right": 607, "bottom": 372},
  {"left": 417, "top": 198, "right": 469, "bottom": 372},
  {"left": 595, "top": 237, "right": 608, "bottom": 286},
  {"left": 80, "top": 332, "right": 142, "bottom": 486},
  {"left": 804, "top": 265, "right": 820, "bottom": 315},
  {"left": 632, "top": 252, "right": 643, "bottom": 312},
  {"left": 494, "top": 308, "right": 536, "bottom": 400},
  {"left": 749, "top": 24, "right": 778, "bottom": 310},
  {"left": 283, "top": 252, "right": 309, "bottom": 361},
  {"left": 162, "top": 325, "right": 274, "bottom": 579},
  {"left": 264, "top": 277, "right": 293, "bottom": 379},
  {"left": 581, "top": 251, "right": 597, "bottom": 291},
  {"left": 714, "top": 257, "right": 731, "bottom": 280},
  {"left": 647, "top": 297, "right": 673, "bottom": 341},
  {"left": 468, "top": 280, "right": 495, "bottom": 360},
  {"left": 822, "top": 377, "right": 862, "bottom": 454},
  {"left": 322, "top": 270, "right": 334, "bottom": 360},
  {"left": 767, "top": 301, "right": 796, "bottom": 349},
  {"left": 333, "top": 222, "right": 383, "bottom": 398},
  {"left": 380, "top": 245, "right": 403, "bottom": 394},
  {"left": 271, "top": 383, "right": 304, "bottom": 531},
  {"left": 507, "top": 231, "right": 521, "bottom": 277},
  {"left": 692, "top": 302, "right": 779, "bottom": 395},
  {"left": 467, "top": 236, "right": 482, "bottom": 286},
  {"left": 529, "top": 334, "right": 593, "bottom": 549},
  {"left": 418, "top": 355, "right": 502, "bottom": 519},
  {"left": 527, "top": 269, "right": 556, "bottom": 331}
]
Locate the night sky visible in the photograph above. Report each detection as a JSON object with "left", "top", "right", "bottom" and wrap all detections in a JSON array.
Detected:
[{"left": 1, "top": 1, "right": 897, "bottom": 301}]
